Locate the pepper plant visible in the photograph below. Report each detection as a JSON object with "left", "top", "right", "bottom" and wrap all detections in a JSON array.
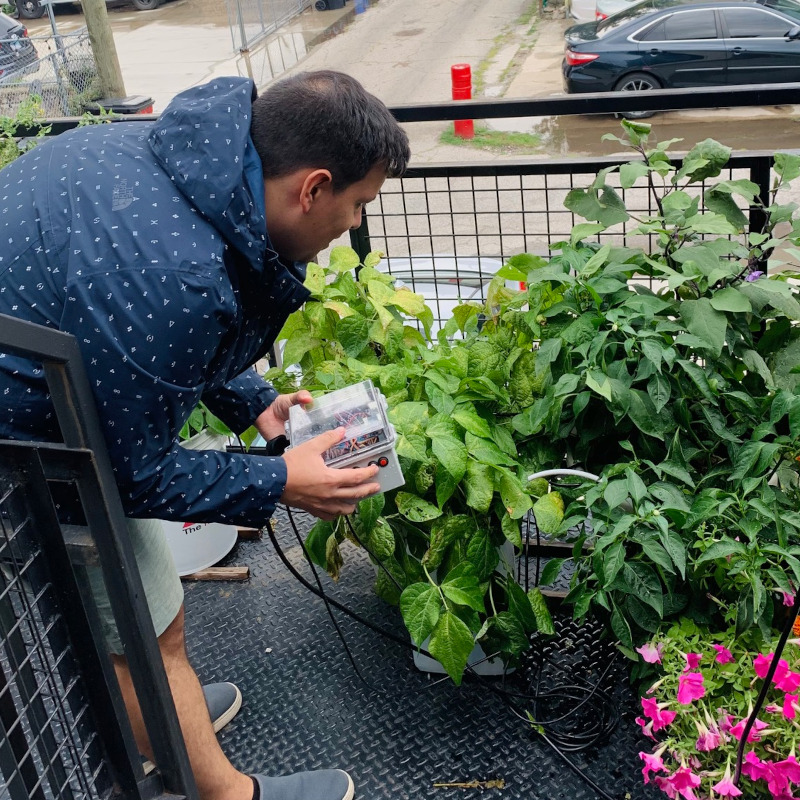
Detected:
[
  {"left": 509, "top": 121, "right": 800, "bottom": 657},
  {"left": 265, "top": 246, "right": 557, "bottom": 684}
]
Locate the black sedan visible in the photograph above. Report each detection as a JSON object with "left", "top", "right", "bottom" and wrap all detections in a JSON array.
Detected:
[
  {"left": 0, "top": 12, "right": 37, "bottom": 83},
  {"left": 563, "top": 0, "right": 800, "bottom": 100}
]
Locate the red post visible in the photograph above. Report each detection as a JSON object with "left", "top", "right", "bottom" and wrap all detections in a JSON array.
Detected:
[{"left": 451, "top": 64, "right": 474, "bottom": 140}]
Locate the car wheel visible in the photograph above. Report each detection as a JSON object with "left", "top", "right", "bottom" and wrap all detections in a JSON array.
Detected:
[
  {"left": 16, "top": 0, "right": 45, "bottom": 20},
  {"left": 613, "top": 71, "right": 660, "bottom": 120},
  {"left": 132, "top": 0, "right": 162, "bottom": 10}
]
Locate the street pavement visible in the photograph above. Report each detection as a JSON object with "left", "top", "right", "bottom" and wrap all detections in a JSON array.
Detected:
[{"left": 24, "top": 0, "right": 800, "bottom": 158}]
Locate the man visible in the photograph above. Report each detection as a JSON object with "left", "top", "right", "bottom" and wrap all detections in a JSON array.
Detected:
[{"left": 0, "top": 70, "right": 410, "bottom": 800}]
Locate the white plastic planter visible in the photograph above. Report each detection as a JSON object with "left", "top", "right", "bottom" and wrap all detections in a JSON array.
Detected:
[
  {"left": 412, "top": 540, "right": 516, "bottom": 677},
  {"left": 161, "top": 431, "right": 238, "bottom": 577}
]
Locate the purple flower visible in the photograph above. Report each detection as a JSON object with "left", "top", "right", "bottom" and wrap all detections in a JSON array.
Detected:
[
  {"left": 783, "top": 590, "right": 796, "bottom": 607},
  {"left": 677, "top": 672, "right": 705, "bottom": 704},
  {"left": 745, "top": 271, "right": 765, "bottom": 282},
  {"left": 712, "top": 774, "right": 743, "bottom": 797}
]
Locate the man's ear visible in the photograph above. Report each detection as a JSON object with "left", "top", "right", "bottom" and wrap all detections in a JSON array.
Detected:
[{"left": 299, "top": 169, "right": 333, "bottom": 213}]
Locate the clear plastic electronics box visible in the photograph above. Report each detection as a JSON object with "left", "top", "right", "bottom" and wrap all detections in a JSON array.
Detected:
[{"left": 286, "top": 380, "right": 405, "bottom": 494}]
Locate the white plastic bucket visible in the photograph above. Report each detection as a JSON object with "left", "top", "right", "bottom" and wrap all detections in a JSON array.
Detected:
[{"left": 161, "top": 431, "right": 238, "bottom": 577}]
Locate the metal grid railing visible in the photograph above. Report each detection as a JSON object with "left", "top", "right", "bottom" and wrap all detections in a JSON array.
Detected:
[
  {"left": 355, "top": 157, "right": 777, "bottom": 327},
  {"left": 0, "top": 313, "right": 201, "bottom": 800},
  {"left": 0, "top": 29, "right": 99, "bottom": 119},
  {"left": 0, "top": 478, "right": 110, "bottom": 800}
]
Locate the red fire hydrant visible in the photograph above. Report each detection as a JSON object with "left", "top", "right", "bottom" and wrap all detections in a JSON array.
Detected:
[{"left": 451, "top": 64, "right": 475, "bottom": 140}]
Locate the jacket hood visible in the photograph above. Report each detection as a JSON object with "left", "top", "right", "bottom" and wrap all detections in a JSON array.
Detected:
[{"left": 148, "top": 77, "right": 267, "bottom": 274}]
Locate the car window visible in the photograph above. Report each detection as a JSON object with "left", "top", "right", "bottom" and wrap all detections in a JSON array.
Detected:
[
  {"left": 723, "top": 7, "right": 794, "bottom": 35},
  {"left": 762, "top": 0, "right": 800, "bottom": 22},
  {"left": 596, "top": 0, "right": 660, "bottom": 33},
  {"left": 637, "top": 19, "right": 666, "bottom": 39},
  {"left": 662, "top": 9, "right": 718, "bottom": 39}
]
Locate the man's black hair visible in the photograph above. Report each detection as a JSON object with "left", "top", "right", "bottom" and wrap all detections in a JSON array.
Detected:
[{"left": 251, "top": 70, "right": 410, "bottom": 191}]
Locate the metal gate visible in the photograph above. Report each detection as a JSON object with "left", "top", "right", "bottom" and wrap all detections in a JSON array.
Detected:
[{"left": 226, "top": 0, "right": 312, "bottom": 52}]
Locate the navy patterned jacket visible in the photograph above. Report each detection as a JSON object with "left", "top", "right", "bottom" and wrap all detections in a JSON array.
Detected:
[{"left": 0, "top": 77, "right": 310, "bottom": 527}]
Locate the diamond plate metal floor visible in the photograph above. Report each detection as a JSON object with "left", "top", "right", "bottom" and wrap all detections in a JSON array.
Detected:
[{"left": 182, "top": 509, "right": 659, "bottom": 800}]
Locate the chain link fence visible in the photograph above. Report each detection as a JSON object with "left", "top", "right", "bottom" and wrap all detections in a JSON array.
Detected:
[{"left": 0, "top": 27, "right": 100, "bottom": 118}]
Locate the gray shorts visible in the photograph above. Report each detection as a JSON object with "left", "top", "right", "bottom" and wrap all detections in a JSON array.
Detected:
[{"left": 85, "top": 517, "right": 184, "bottom": 655}]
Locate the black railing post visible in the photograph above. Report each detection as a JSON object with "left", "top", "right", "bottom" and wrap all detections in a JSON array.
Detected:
[
  {"left": 750, "top": 155, "right": 773, "bottom": 273},
  {"left": 350, "top": 213, "right": 372, "bottom": 264}
]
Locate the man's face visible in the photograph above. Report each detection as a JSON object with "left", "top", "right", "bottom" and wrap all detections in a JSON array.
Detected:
[{"left": 272, "top": 164, "right": 387, "bottom": 264}]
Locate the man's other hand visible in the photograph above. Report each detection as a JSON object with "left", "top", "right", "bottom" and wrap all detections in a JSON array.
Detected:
[
  {"left": 254, "top": 389, "right": 313, "bottom": 440},
  {"left": 281, "top": 428, "right": 381, "bottom": 520}
]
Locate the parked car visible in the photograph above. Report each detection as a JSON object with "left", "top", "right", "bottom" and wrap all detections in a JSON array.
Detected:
[
  {"left": 563, "top": 0, "right": 800, "bottom": 115},
  {"left": 15, "top": 0, "right": 164, "bottom": 21},
  {"left": 596, "top": 0, "right": 800, "bottom": 19},
  {"left": 570, "top": 0, "right": 600, "bottom": 21},
  {"left": 0, "top": 11, "right": 38, "bottom": 81}
]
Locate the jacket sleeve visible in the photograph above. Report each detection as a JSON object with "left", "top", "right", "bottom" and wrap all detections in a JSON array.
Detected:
[
  {"left": 59, "top": 266, "right": 287, "bottom": 527},
  {"left": 201, "top": 369, "right": 279, "bottom": 434}
]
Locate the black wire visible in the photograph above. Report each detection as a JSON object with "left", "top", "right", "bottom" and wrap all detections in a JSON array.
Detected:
[{"left": 262, "top": 504, "right": 625, "bottom": 799}]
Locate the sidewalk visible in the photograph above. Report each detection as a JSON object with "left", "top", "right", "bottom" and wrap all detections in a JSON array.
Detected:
[{"left": 25, "top": 0, "right": 358, "bottom": 112}]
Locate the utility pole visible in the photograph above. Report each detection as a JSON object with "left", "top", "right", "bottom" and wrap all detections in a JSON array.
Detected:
[{"left": 80, "top": 0, "right": 126, "bottom": 98}]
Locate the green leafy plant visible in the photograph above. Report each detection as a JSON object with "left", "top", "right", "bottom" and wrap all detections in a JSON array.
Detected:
[
  {"left": 266, "top": 246, "right": 555, "bottom": 684},
  {"left": 0, "top": 95, "right": 50, "bottom": 170},
  {"left": 507, "top": 120, "right": 800, "bottom": 656}
]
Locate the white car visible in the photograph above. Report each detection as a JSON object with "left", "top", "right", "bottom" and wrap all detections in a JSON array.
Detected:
[{"left": 569, "top": 0, "right": 600, "bottom": 20}]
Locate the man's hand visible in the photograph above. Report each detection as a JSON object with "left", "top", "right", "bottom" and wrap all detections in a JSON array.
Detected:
[
  {"left": 281, "top": 428, "right": 381, "bottom": 520},
  {"left": 254, "top": 390, "right": 313, "bottom": 440}
]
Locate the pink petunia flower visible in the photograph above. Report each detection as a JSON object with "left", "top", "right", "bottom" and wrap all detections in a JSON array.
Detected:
[
  {"left": 774, "top": 755, "right": 800, "bottom": 785},
  {"left": 640, "top": 750, "right": 668, "bottom": 784},
  {"left": 684, "top": 652, "right": 702, "bottom": 671},
  {"left": 784, "top": 694, "right": 799, "bottom": 720},
  {"left": 667, "top": 766, "right": 702, "bottom": 800},
  {"left": 637, "top": 642, "right": 664, "bottom": 664},
  {"left": 730, "top": 717, "right": 769, "bottom": 742},
  {"left": 718, "top": 712, "right": 736, "bottom": 734},
  {"left": 635, "top": 716, "right": 656, "bottom": 741},
  {"left": 677, "top": 672, "right": 705, "bottom": 704},
  {"left": 655, "top": 774, "right": 678, "bottom": 799},
  {"left": 712, "top": 775, "right": 743, "bottom": 797},
  {"left": 696, "top": 725, "right": 722, "bottom": 751},
  {"left": 754, "top": 653, "right": 790, "bottom": 683},
  {"left": 641, "top": 697, "right": 677, "bottom": 731},
  {"left": 776, "top": 670, "right": 800, "bottom": 694},
  {"left": 783, "top": 590, "right": 796, "bottom": 607},
  {"left": 712, "top": 644, "right": 734, "bottom": 664},
  {"left": 741, "top": 750, "right": 770, "bottom": 782}
]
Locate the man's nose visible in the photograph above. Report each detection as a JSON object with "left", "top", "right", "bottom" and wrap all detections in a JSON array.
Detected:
[{"left": 350, "top": 207, "right": 363, "bottom": 230}]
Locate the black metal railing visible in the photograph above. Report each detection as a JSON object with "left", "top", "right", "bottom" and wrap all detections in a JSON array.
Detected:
[{"left": 0, "top": 314, "right": 198, "bottom": 800}]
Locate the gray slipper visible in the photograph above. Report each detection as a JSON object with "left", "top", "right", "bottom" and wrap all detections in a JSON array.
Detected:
[
  {"left": 252, "top": 769, "right": 355, "bottom": 800},
  {"left": 142, "top": 681, "right": 242, "bottom": 775}
]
